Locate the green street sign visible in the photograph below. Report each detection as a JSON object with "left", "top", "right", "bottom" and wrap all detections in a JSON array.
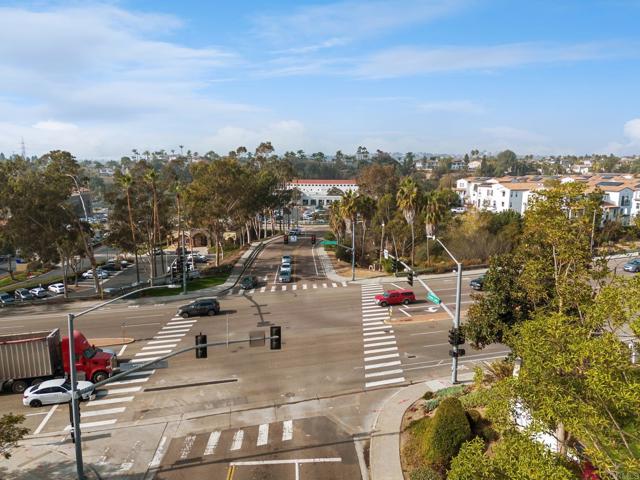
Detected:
[
  {"left": 320, "top": 240, "right": 338, "bottom": 245},
  {"left": 427, "top": 292, "right": 442, "bottom": 304}
]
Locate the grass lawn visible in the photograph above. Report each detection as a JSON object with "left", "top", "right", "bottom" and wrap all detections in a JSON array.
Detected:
[{"left": 137, "top": 272, "right": 229, "bottom": 297}]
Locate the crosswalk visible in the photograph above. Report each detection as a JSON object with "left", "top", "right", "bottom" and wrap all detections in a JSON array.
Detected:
[
  {"left": 361, "top": 285, "right": 406, "bottom": 389},
  {"left": 225, "top": 281, "right": 349, "bottom": 296},
  {"left": 62, "top": 316, "right": 199, "bottom": 434},
  {"left": 150, "top": 420, "right": 296, "bottom": 468}
]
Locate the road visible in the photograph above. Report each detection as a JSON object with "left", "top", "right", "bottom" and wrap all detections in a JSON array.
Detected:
[{"left": 5, "top": 231, "right": 632, "bottom": 478}]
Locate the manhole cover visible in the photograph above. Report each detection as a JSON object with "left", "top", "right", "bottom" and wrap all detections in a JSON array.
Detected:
[{"left": 283, "top": 392, "right": 296, "bottom": 398}]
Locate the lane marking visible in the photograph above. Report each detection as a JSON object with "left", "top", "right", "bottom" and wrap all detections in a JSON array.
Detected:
[
  {"left": 204, "top": 431, "right": 221, "bottom": 456},
  {"left": 364, "top": 347, "right": 398, "bottom": 355},
  {"left": 249, "top": 289, "right": 255, "bottom": 295},
  {"left": 231, "top": 430, "right": 244, "bottom": 450},
  {"left": 260, "top": 287, "right": 266, "bottom": 293},
  {"left": 153, "top": 333, "right": 185, "bottom": 339},
  {"left": 409, "top": 330, "right": 447, "bottom": 336},
  {"left": 148, "top": 436, "right": 167, "bottom": 469},
  {"left": 130, "top": 356, "right": 159, "bottom": 363},
  {"left": 363, "top": 335, "right": 395, "bottom": 342},
  {"left": 117, "top": 344, "right": 127, "bottom": 356},
  {"left": 399, "top": 308, "right": 411, "bottom": 318},
  {"left": 101, "top": 386, "right": 142, "bottom": 395},
  {"left": 107, "top": 377, "right": 149, "bottom": 386},
  {"left": 313, "top": 284, "right": 317, "bottom": 289},
  {"left": 363, "top": 340, "right": 397, "bottom": 347},
  {"left": 362, "top": 322, "right": 384, "bottom": 327},
  {"left": 365, "top": 353, "right": 400, "bottom": 361},
  {"left": 364, "top": 360, "right": 402, "bottom": 370},
  {"left": 390, "top": 283, "right": 403, "bottom": 289},
  {"left": 363, "top": 330, "right": 394, "bottom": 336},
  {"left": 180, "top": 434, "right": 196, "bottom": 460},
  {"left": 282, "top": 420, "right": 293, "bottom": 441},
  {"left": 282, "top": 285, "right": 287, "bottom": 291},
  {"left": 257, "top": 424, "right": 269, "bottom": 446},
  {"left": 271, "top": 286, "right": 276, "bottom": 292},
  {"left": 292, "top": 285, "right": 297, "bottom": 291},
  {"left": 86, "top": 396, "right": 134, "bottom": 407},
  {"left": 148, "top": 339, "right": 181, "bottom": 345},
  {"left": 363, "top": 325, "right": 393, "bottom": 331},
  {"left": 366, "top": 377, "right": 405, "bottom": 388},
  {"left": 122, "top": 369, "right": 155, "bottom": 377},
  {"left": 230, "top": 458, "right": 342, "bottom": 466},
  {"left": 33, "top": 404, "right": 58, "bottom": 435},
  {"left": 331, "top": 282, "right": 337, "bottom": 288},
  {"left": 143, "top": 344, "right": 177, "bottom": 350},
  {"left": 322, "top": 283, "right": 327, "bottom": 288},
  {"left": 166, "top": 320, "right": 197, "bottom": 326},
  {"left": 303, "top": 284, "right": 308, "bottom": 290},
  {"left": 135, "top": 350, "right": 171, "bottom": 356},
  {"left": 160, "top": 326, "right": 191, "bottom": 332},
  {"left": 81, "top": 407, "right": 126, "bottom": 418},
  {"left": 64, "top": 419, "right": 117, "bottom": 431},
  {"left": 342, "top": 281, "right": 348, "bottom": 287},
  {"left": 365, "top": 369, "right": 404, "bottom": 378}
]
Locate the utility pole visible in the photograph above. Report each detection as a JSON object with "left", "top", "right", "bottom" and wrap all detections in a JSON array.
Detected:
[
  {"left": 351, "top": 218, "right": 356, "bottom": 281},
  {"left": 67, "top": 313, "right": 84, "bottom": 479}
]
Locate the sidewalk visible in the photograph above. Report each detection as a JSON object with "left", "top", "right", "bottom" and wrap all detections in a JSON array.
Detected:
[{"left": 369, "top": 373, "right": 474, "bottom": 480}]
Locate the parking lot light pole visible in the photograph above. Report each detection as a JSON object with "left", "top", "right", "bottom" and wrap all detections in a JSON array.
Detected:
[
  {"left": 427, "top": 235, "right": 463, "bottom": 384},
  {"left": 68, "top": 283, "right": 179, "bottom": 479}
]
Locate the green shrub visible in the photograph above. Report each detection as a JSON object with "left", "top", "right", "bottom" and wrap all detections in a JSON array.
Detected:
[
  {"left": 422, "top": 391, "right": 434, "bottom": 400},
  {"left": 459, "top": 389, "right": 493, "bottom": 409},
  {"left": 424, "top": 398, "right": 440, "bottom": 413},
  {"left": 434, "top": 385, "right": 465, "bottom": 399},
  {"left": 421, "top": 397, "right": 472, "bottom": 468},
  {"left": 410, "top": 465, "right": 444, "bottom": 480},
  {"left": 465, "top": 409, "right": 481, "bottom": 426}
]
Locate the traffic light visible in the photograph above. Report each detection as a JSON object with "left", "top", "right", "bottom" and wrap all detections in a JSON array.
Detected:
[
  {"left": 284, "top": 234, "right": 288, "bottom": 244},
  {"left": 392, "top": 258, "right": 399, "bottom": 272},
  {"left": 407, "top": 270, "right": 414, "bottom": 286},
  {"left": 195, "top": 333, "right": 207, "bottom": 358},
  {"left": 311, "top": 234, "right": 316, "bottom": 244},
  {"left": 270, "top": 325, "right": 281, "bottom": 350},
  {"left": 448, "top": 328, "right": 457, "bottom": 345}
]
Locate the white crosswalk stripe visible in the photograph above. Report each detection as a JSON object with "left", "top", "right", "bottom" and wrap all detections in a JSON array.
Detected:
[
  {"left": 365, "top": 377, "right": 405, "bottom": 388},
  {"left": 81, "top": 407, "right": 126, "bottom": 418},
  {"left": 65, "top": 419, "right": 116, "bottom": 431},
  {"left": 204, "top": 431, "right": 220, "bottom": 456},
  {"left": 303, "top": 284, "right": 308, "bottom": 289},
  {"left": 231, "top": 430, "right": 244, "bottom": 450},
  {"left": 257, "top": 424, "right": 269, "bottom": 446},
  {"left": 282, "top": 420, "right": 293, "bottom": 441}
]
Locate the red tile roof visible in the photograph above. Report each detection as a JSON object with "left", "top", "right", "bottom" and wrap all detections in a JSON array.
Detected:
[{"left": 289, "top": 179, "right": 357, "bottom": 185}]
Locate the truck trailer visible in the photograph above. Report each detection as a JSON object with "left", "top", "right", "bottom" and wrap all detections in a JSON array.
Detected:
[{"left": 0, "top": 329, "right": 117, "bottom": 393}]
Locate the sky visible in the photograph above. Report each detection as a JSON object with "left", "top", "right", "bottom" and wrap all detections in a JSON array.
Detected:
[{"left": 0, "top": 0, "right": 639, "bottom": 159}]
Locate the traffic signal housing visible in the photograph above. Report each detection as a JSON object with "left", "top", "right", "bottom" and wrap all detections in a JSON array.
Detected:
[
  {"left": 448, "top": 328, "right": 465, "bottom": 346},
  {"left": 196, "top": 333, "right": 208, "bottom": 358},
  {"left": 407, "top": 270, "right": 414, "bottom": 286},
  {"left": 270, "top": 326, "right": 281, "bottom": 350},
  {"left": 311, "top": 234, "right": 316, "bottom": 244},
  {"left": 284, "top": 234, "right": 288, "bottom": 244}
]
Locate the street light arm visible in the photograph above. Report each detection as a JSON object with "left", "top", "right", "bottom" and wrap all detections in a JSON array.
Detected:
[{"left": 74, "top": 283, "right": 177, "bottom": 319}]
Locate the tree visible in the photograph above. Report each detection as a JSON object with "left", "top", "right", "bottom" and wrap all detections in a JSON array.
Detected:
[
  {"left": 0, "top": 413, "right": 28, "bottom": 459},
  {"left": 423, "top": 191, "right": 447, "bottom": 264},
  {"left": 397, "top": 177, "right": 420, "bottom": 267},
  {"left": 115, "top": 172, "right": 140, "bottom": 283},
  {"left": 357, "top": 163, "right": 399, "bottom": 199}
]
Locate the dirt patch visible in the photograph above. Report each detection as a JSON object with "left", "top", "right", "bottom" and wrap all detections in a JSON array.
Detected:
[
  {"left": 387, "top": 312, "right": 454, "bottom": 325},
  {"left": 325, "top": 250, "right": 386, "bottom": 279}
]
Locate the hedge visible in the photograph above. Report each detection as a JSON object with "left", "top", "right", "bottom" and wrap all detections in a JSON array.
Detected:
[{"left": 421, "top": 397, "right": 472, "bottom": 469}]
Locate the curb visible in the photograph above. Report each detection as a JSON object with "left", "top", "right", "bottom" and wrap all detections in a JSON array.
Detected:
[{"left": 369, "top": 373, "right": 474, "bottom": 480}]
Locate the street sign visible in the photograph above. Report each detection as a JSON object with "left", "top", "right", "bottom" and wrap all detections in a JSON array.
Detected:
[
  {"left": 320, "top": 240, "right": 338, "bottom": 245},
  {"left": 383, "top": 248, "right": 389, "bottom": 259},
  {"left": 427, "top": 292, "right": 442, "bottom": 304},
  {"left": 290, "top": 235, "right": 297, "bottom": 242}
]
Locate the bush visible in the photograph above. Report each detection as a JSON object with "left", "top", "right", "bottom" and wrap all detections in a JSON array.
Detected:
[
  {"left": 459, "top": 389, "right": 493, "bottom": 409},
  {"left": 421, "top": 397, "right": 472, "bottom": 469},
  {"left": 434, "top": 385, "right": 465, "bottom": 399},
  {"left": 465, "top": 409, "right": 481, "bottom": 426},
  {"left": 422, "top": 391, "right": 434, "bottom": 400},
  {"left": 410, "top": 465, "right": 444, "bottom": 480},
  {"left": 424, "top": 398, "right": 440, "bottom": 413}
]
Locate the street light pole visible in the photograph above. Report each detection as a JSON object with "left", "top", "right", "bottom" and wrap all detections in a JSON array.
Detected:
[
  {"left": 429, "top": 236, "right": 463, "bottom": 384},
  {"left": 67, "top": 313, "right": 84, "bottom": 480},
  {"left": 351, "top": 218, "right": 356, "bottom": 281},
  {"left": 379, "top": 222, "right": 385, "bottom": 268},
  {"left": 67, "top": 283, "right": 179, "bottom": 479}
]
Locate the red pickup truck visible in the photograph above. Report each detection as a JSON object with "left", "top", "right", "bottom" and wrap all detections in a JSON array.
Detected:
[{"left": 375, "top": 289, "right": 416, "bottom": 307}]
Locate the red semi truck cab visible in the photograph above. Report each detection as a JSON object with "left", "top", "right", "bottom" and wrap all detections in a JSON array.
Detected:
[{"left": 61, "top": 330, "right": 117, "bottom": 384}]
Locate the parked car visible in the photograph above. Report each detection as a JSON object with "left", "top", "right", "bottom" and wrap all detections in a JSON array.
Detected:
[
  {"left": 187, "top": 253, "right": 207, "bottom": 263},
  {"left": 240, "top": 275, "right": 258, "bottom": 290},
  {"left": 176, "top": 298, "right": 220, "bottom": 318},
  {"left": 23, "top": 378, "right": 94, "bottom": 407},
  {"left": 375, "top": 289, "right": 416, "bottom": 307},
  {"left": 175, "top": 247, "right": 192, "bottom": 256},
  {"left": 623, "top": 259, "right": 640, "bottom": 273},
  {"left": 82, "top": 269, "right": 108, "bottom": 279},
  {"left": 451, "top": 207, "right": 466, "bottom": 214},
  {"left": 100, "top": 263, "right": 121, "bottom": 273},
  {"left": 470, "top": 275, "right": 485, "bottom": 290},
  {"left": 48, "top": 283, "right": 65, "bottom": 294},
  {"left": 279, "top": 270, "right": 292, "bottom": 283},
  {"left": 0, "top": 292, "right": 15, "bottom": 306},
  {"left": 14, "top": 289, "right": 34, "bottom": 301},
  {"left": 281, "top": 255, "right": 292, "bottom": 264},
  {"left": 29, "top": 287, "right": 48, "bottom": 298}
]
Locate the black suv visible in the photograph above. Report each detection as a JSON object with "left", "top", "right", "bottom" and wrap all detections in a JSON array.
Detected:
[
  {"left": 470, "top": 275, "right": 485, "bottom": 291},
  {"left": 177, "top": 298, "right": 220, "bottom": 318},
  {"left": 240, "top": 275, "right": 258, "bottom": 289}
]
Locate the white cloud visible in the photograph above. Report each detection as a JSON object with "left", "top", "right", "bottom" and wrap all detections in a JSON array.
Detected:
[
  {"left": 33, "top": 120, "right": 79, "bottom": 132},
  {"left": 624, "top": 118, "right": 640, "bottom": 142},
  {"left": 270, "top": 37, "right": 350, "bottom": 55},
  {"left": 254, "top": 0, "right": 468, "bottom": 46},
  {"left": 419, "top": 100, "right": 484, "bottom": 114},
  {"left": 354, "top": 42, "right": 625, "bottom": 78},
  {"left": 203, "top": 121, "right": 307, "bottom": 153}
]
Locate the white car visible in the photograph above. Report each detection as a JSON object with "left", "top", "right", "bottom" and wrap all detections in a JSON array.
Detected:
[
  {"left": 48, "top": 283, "right": 65, "bottom": 294},
  {"left": 28, "top": 287, "right": 48, "bottom": 298},
  {"left": 82, "top": 269, "right": 108, "bottom": 279},
  {"left": 451, "top": 207, "right": 466, "bottom": 214},
  {"left": 280, "top": 262, "right": 292, "bottom": 274},
  {"left": 23, "top": 378, "right": 94, "bottom": 407}
]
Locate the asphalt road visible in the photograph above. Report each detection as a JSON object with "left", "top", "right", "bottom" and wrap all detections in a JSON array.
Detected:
[{"left": 2, "top": 237, "right": 636, "bottom": 479}]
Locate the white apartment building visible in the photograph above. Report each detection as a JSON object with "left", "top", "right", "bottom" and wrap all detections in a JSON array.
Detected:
[
  {"left": 456, "top": 174, "right": 639, "bottom": 224},
  {"left": 287, "top": 179, "right": 358, "bottom": 207}
]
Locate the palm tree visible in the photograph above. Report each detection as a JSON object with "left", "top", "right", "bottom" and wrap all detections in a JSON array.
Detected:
[
  {"left": 340, "top": 190, "right": 359, "bottom": 261},
  {"left": 356, "top": 195, "right": 376, "bottom": 266},
  {"left": 329, "top": 201, "right": 345, "bottom": 242},
  {"left": 117, "top": 172, "right": 140, "bottom": 283},
  {"left": 144, "top": 168, "right": 160, "bottom": 283},
  {"left": 396, "top": 177, "right": 419, "bottom": 267},
  {"left": 423, "top": 191, "right": 446, "bottom": 264}
]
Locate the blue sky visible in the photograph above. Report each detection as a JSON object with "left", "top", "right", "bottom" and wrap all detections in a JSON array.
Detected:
[{"left": 0, "top": 0, "right": 639, "bottom": 158}]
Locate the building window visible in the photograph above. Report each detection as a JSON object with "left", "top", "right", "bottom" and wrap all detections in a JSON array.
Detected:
[
  {"left": 302, "top": 199, "right": 308, "bottom": 206},
  {"left": 502, "top": 191, "right": 506, "bottom": 197},
  {"left": 501, "top": 202, "right": 505, "bottom": 207}
]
